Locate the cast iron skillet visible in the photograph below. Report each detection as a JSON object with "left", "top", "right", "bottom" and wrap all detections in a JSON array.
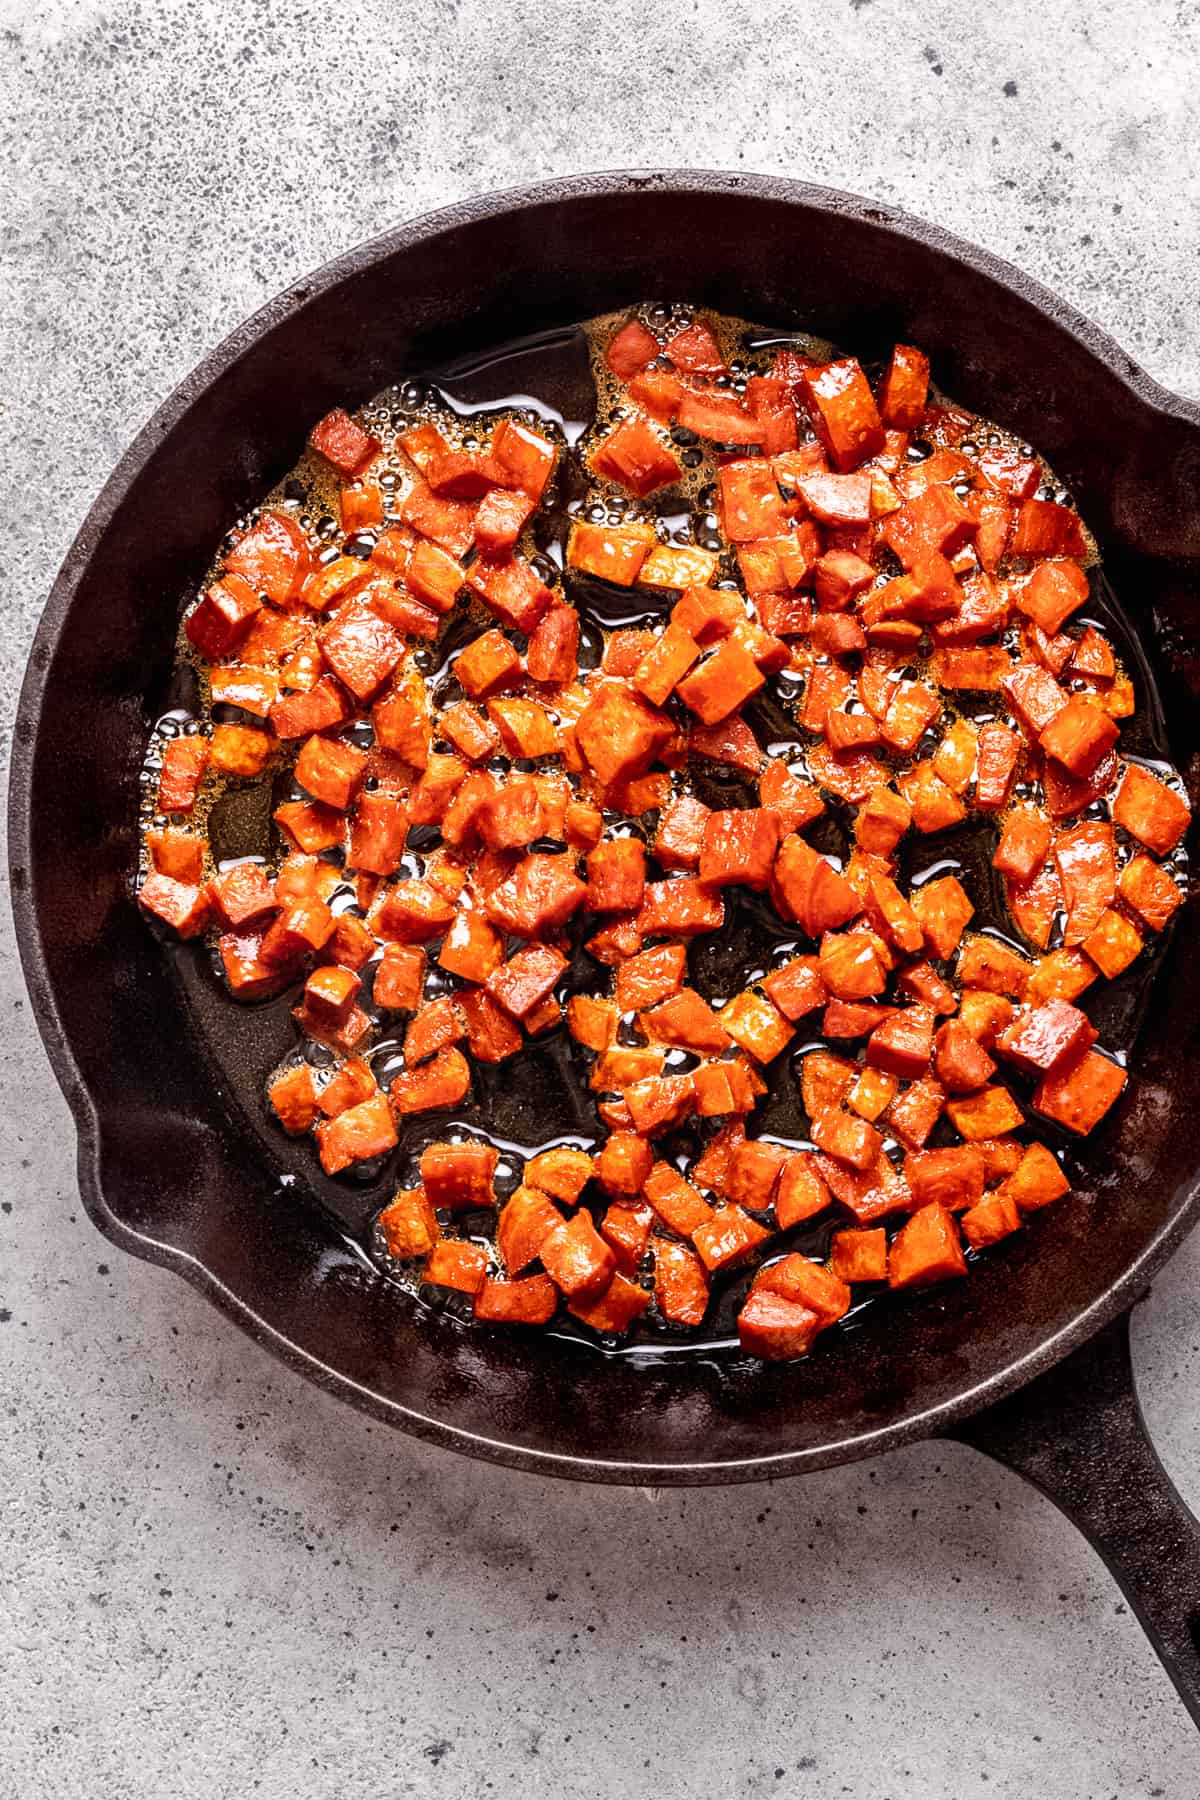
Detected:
[{"left": 11, "top": 171, "right": 1200, "bottom": 1720}]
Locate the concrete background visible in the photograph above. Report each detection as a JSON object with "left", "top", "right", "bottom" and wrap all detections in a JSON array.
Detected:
[{"left": 2, "top": 1, "right": 1199, "bottom": 1793}]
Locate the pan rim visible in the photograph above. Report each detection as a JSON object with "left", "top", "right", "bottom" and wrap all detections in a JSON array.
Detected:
[{"left": 10, "top": 166, "right": 1200, "bottom": 1483}]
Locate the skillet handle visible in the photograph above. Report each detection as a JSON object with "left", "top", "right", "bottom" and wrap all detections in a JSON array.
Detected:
[{"left": 948, "top": 1307, "right": 1200, "bottom": 1729}]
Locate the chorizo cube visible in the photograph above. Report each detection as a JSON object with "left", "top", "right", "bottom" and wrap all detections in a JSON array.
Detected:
[
  {"left": 525, "top": 1147, "right": 593, "bottom": 1206},
  {"left": 1011, "top": 498, "right": 1087, "bottom": 559},
  {"left": 819, "top": 929, "right": 888, "bottom": 1002},
  {"left": 724, "top": 1140, "right": 792, "bottom": 1211},
  {"left": 718, "top": 459, "right": 788, "bottom": 542},
  {"left": 799, "top": 358, "right": 885, "bottom": 471},
  {"left": 961, "top": 1191, "right": 1023, "bottom": 1250},
  {"left": 403, "top": 997, "right": 465, "bottom": 1066},
  {"left": 575, "top": 683, "right": 674, "bottom": 787},
  {"left": 473, "top": 486, "right": 537, "bottom": 559},
  {"left": 877, "top": 344, "right": 930, "bottom": 430},
  {"left": 470, "top": 551, "right": 556, "bottom": 636},
  {"left": 956, "top": 934, "right": 1032, "bottom": 998},
  {"left": 377, "top": 879, "right": 457, "bottom": 942},
  {"left": 457, "top": 989, "right": 522, "bottom": 1063},
  {"left": 974, "top": 722, "right": 1021, "bottom": 810},
  {"left": 690, "top": 1120, "right": 746, "bottom": 1194},
  {"left": 933, "top": 1019, "right": 997, "bottom": 1092},
  {"left": 632, "top": 623, "right": 702, "bottom": 706},
  {"left": 759, "top": 762, "right": 824, "bottom": 836},
  {"left": 477, "top": 776, "right": 543, "bottom": 852},
  {"left": 591, "top": 413, "right": 682, "bottom": 497},
  {"left": 225, "top": 509, "right": 312, "bottom": 605},
  {"left": 486, "top": 942, "right": 567, "bottom": 1019},
  {"left": 638, "top": 544, "right": 720, "bottom": 592},
  {"left": 888, "top": 1203, "right": 967, "bottom": 1289},
  {"left": 268, "top": 1063, "right": 319, "bottom": 1136},
  {"left": 606, "top": 316, "right": 660, "bottom": 379},
  {"left": 1111, "top": 762, "right": 1191, "bottom": 857},
  {"left": 452, "top": 628, "right": 521, "bottom": 699},
  {"left": 692, "top": 1204, "right": 771, "bottom": 1273},
  {"left": 907, "top": 873, "right": 974, "bottom": 963},
  {"left": 1001, "top": 662, "right": 1069, "bottom": 740},
  {"left": 158, "top": 735, "right": 210, "bottom": 814},
  {"left": 318, "top": 1060, "right": 377, "bottom": 1119},
  {"left": 896, "top": 762, "right": 967, "bottom": 833},
  {"left": 752, "top": 1253, "right": 850, "bottom": 1326},
  {"left": 379, "top": 1187, "right": 440, "bottom": 1260},
  {"left": 811, "top": 1107, "right": 881, "bottom": 1171},
  {"left": 675, "top": 636, "right": 765, "bottom": 726},
  {"left": 539, "top": 1212, "right": 618, "bottom": 1301},
  {"left": 274, "top": 800, "right": 344, "bottom": 855},
  {"left": 642, "top": 988, "right": 731, "bottom": 1054},
  {"left": 654, "top": 793, "right": 711, "bottom": 869},
  {"left": 309, "top": 407, "right": 379, "bottom": 476},
  {"left": 436, "top": 909, "right": 501, "bottom": 985},
  {"left": 1039, "top": 696, "right": 1120, "bottom": 777},
  {"left": 736, "top": 1289, "right": 822, "bottom": 1360},
  {"left": 567, "top": 1271, "right": 653, "bottom": 1334},
  {"left": 319, "top": 599, "right": 403, "bottom": 701},
  {"left": 315, "top": 1093, "right": 397, "bottom": 1175},
  {"left": 854, "top": 786, "right": 912, "bottom": 858},
  {"left": 905, "top": 1144, "right": 985, "bottom": 1212},
  {"left": 763, "top": 955, "right": 827, "bottom": 1022},
  {"left": 420, "top": 1141, "right": 499, "bottom": 1210},
  {"left": 993, "top": 803, "right": 1052, "bottom": 882},
  {"left": 718, "top": 990, "right": 795, "bottom": 1064},
  {"left": 490, "top": 419, "right": 556, "bottom": 499},
  {"left": 219, "top": 931, "right": 286, "bottom": 997},
  {"left": 148, "top": 827, "right": 205, "bottom": 884},
  {"left": 422, "top": 1240, "right": 489, "bottom": 1297},
  {"left": 999, "top": 1140, "right": 1072, "bottom": 1210},
  {"left": 594, "top": 1131, "right": 654, "bottom": 1199},
  {"left": 880, "top": 681, "right": 941, "bottom": 755},
  {"left": 1016, "top": 558, "right": 1089, "bottom": 634},
  {"left": 1032, "top": 1049, "right": 1126, "bottom": 1135},
  {"left": 374, "top": 943, "right": 426, "bottom": 1011},
  {"left": 612, "top": 943, "right": 684, "bottom": 1011},
  {"left": 887, "top": 1077, "right": 946, "bottom": 1149},
  {"left": 1118, "top": 855, "right": 1183, "bottom": 931},
  {"left": 638, "top": 879, "right": 724, "bottom": 939},
  {"left": 866, "top": 1005, "right": 936, "bottom": 1080},
  {"left": 207, "top": 860, "right": 277, "bottom": 929},
  {"left": 303, "top": 964, "right": 361, "bottom": 1027},
  {"left": 390, "top": 1046, "right": 471, "bottom": 1116},
  {"left": 830, "top": 1227, "right": 888, "bottom": 1283},
  {"left": 1081, "top": 907, "right": 1143, "bottom": 979},
  {"left": 567, "top": 519, "right": 656, "bottom": 586},
  {"left": 294, "top": 733, "right": 367, "bottom": 811},
  {"left": 847, "top": 1065, "right": 900, "bottom": 1122},
  {"left": 586, "top": 838, "right": 647, "bottom": 913},
  {"left": 406, "top": 538, "right": 465, "bottom": 614},
  {"left": 473, "top": 1272, "right": 558, "bottom": 1325},
  {"left": 995, "top": 1000, "right": 1096, "bottom": 1076},
  {"left": 653, "top": 1239, "right": 710, "bottom": 1326},
  {"left": 945, "top": 1085, "right": 1025, "bottom": 1140},
  {"left": 600, "top": 1201, "right": 654, "bottom": 1274},
  {"left": 260, "top": 897, "right": 335, "bottom": 967},
  {"left": 348, "top": 791, "right": 407, "bottom": 876},
  {"left": 210, "top": 723, "right": 273, "bottom": 778},
  {"left": 643, "top": 1162, "right": 713, "bottom": 1237},
  {"left": 699, "top": 808, "right": 780, "bottom": 890},
  {"left": 186, "top": 575, "right": 261, "bottom": 660},
  {"left": 138, "top": 871, "right": 210, "bottom": 939},
  {"left": 775, "top": 1153, "right": 832, "bottom": 1229},
  {"left": 526, "top": 604, "right": 580, "bottom": 686}
]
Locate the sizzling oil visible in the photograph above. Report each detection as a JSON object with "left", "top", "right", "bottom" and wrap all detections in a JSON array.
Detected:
[{"left": 140, "top": 310, "right": 1186, "bottom": 1362}]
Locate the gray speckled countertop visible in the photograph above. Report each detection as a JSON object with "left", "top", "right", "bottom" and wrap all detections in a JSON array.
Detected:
[{"left": 3, "top": 3, "right": 1200, "bottom": 1794}]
